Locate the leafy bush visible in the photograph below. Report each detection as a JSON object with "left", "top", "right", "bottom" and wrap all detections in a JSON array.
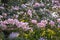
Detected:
[{"left": 0, "top": 0, "right": 60, "bottom": 40}]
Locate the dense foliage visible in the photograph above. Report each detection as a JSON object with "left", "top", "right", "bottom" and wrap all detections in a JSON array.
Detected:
[{"left": 0, "top": 0, "right": 60, "bottom": 40}]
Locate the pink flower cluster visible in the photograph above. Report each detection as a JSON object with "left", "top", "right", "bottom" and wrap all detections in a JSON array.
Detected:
[
  {"left": 33, "top": 2, "right": 45, "bottom": 7},
  {"left": 57, "top": 18, "right": 60, "bottom": 23},
  {"left": 27, "top": 9, "right": 32, "bottom": 18},
  {"left": 49, "top": 21, "right": 55, "bottom": 26},
  {"left": 31, "top": 19, "right": 56, "bottom": 28},
  {"left": 33, "top": 2, "right": 40, "bottom": 7},
  {"left": 1, "top": 18, "right": 60, "bottom": 30},
  {"left": 0, "top": 15, "right": 3, "bottom": 18},
  {"left": 12, "top": 6, "right": 20, "bottom": 10},
  {"left": 0, "top": 19, "right": 32, "bottom": 31},
  {"left": 31, "top": 20, "right": 37, "bottom": 24},
  {"left": 37, "top": 20, "right": 48, "bottom": 28}
]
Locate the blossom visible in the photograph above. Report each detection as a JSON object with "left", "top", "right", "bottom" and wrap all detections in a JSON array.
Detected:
[
  {"left": 33, "top": 2, "right": 40, "bottom": 7},
  {"left": 37, "top": 22, "right": 46, "bottom": 28},
  {"left": 9, "top": 32, "right": 19, "bottom": 39},
  {"left": 12, "top": 6, "right": 19, "bottom": 10},
  {"left": 16, "top": 22, "right": 29, "bottom": 29},
  {"left": 37, "top": 20, "right": 48, "bottom": 28},
  {"left": 21, "top": 22, "right": 29, "bottom": 28},
  {"left": 0, "top": 21, "right": 7, "bottom": 30},
  {"left": 0, "top": 20, "right": 8, "bottom": 25},
  {"left": 14, "top": 19, "right": 19, "bottom": 24},
  {"left": 33, "top": 2, "right": 45, "bottom": 8},
  {"left": 7, "top": 18, "right": 15, "bottom": 25},
  {"left": 41, "top": 20, "right": 48, "bottom": 24},
  {"left": 16, "top": 22, "right": 23, "bottom": 28},
  {"left": 49, "top": 21, "right": 55, "bottom": 26},
  {"left": 27, "top": 9, "right": 32, "bottom": 18},
  {"left": 24, "top": 27, "right": 33, "bottom": 31},
  {"left": 40, "top": 3, "right": 45, "bottom": 7},
  {"left": 3, "top": 20, "right": 8, "bottom": 24},
  {"left": 31, "top": 20, "right": 37, "bottom": 24},
  {"left": 0, "top": 15, "right": 3, "bottom": 18},
  {"left": 57, "top": 18, "right": 60, "bottom": 23},
  {"left": 2, "top": 13, "right": 7, "bottom": 17},
  {"left": 21, "top": 4, "right": 27, "bottom": 8},
  {"left": 13, "top": 14, "right": 19, "bottom": 18},
  {"left": 16, "top": 22, "right": 31, "bottom": 31}
]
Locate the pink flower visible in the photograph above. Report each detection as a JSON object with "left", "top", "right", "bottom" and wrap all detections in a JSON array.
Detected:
[
  {"left": 0, "top": 21, "right": 6, "bottom": 25},
  {"left": 41, "top": 20, "right": 48, "bottom": 24},
  {"left": 12, "top": 6, "right": 19, "bottom": 10},
  {"left": 14, "top": 19, "right": 19, "bottom": 24},
  {"left": 13, "top": 14, "right": 19, "bottom": 18},
  {"left": 24, "top": 27, "right": 33, "bottom": 31},
  {"left": 16, "top": 22, "right": 23, "bottom": 28},
  {"left": 40, "top": 3, "right": 45, "bottom": 7},
  {"left": 17, "top": 22, "right": 30, "bottom": 30},
  {"left": 3, "top": 20, "right": 8, "bottom": 24},
  {"left": 21, "top": 4, "right": 27, "bottom": 8},
  {"left": 49, "top": 21, "right": 55, "bottom": 26},
  {"left": 15, "top": 15, "right": 19, "bottom": 18},
  {"left": 33, "top": 2, "right": 40, "bottom": 7},
  {"left": 57, "top": 18, "right": 60, "bottom": 23},
  {"left": 2, "top": 13, "right": 7, "bottom": 17},
  {"left": 37, "top": 22, "right": 46, "bottom": 28},
  {"left": 31, "top": 20, "right": 37, "bottom": 24},
  {"left": 55, "top": 1, "right": 59, "bottom": 3},
  {"left": 27, "top": 9, "right": 32, "bottom": 18},
  {"left": 33, "top": 2, "right": 44, "bottom": 7},
  {"left": 21, "top": 22, "right": 29, "bottom": 28},
  {"left": 0, "top": 22, "right": 7, "bottom": 30},
  {"left": 7, "top": 18, "right": 15, "bottom": 25},
  {"left": 0, "top": 15, "right": 3, "bottom": 18},
  {"left": 16, "top": 22, "right": 29, "bottom": 28}
]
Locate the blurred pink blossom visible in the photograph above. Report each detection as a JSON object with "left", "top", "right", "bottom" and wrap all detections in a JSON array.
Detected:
[
  {"left": 2, "top": 13, "right": 7, "bottom": 17},
  {"left": 40, "top": 3, "right": 45, "bottom": 7},
  {"left": 33, "top": 2, "right": 44, "bottom": 7},
  {"left": 31, "top": 20, "right": 37, "bottom": 24},
  {"left": 37, "top": 22, "right": 46, "bottom": 28},
  {"left": 16, "top": 22, "right": 29, "bottom": 28},
  {"left": 14, "top": 19, "right": 19, "bottom": 24},
  {"left": 16, "top": 22, "right": 23, "bottom": 28},
  {"left": 7, "top": 18, "right": 15, "bottom": 25},
  {"left": 13, "top": 14, "right": 19, "bottom": 18},
  {"left": 33, "top": 2, "right": 40, "bottom": 7},
  {"left": 3, "top": 20, "right": 8, "bottom": 24},
  {"left": 49, "top": 21, "right": 55, "bottom": 26},
  {"left": 0, "top": 15, "right": 3, "bottom": 18},
  {"left": 24, "top": 27, "right": 33, "bottom": 31},
  {"left": 16, "top": 22, "right": 31, "bottom": 31},
  {"left": 21, "top": 22, "right": 29, "bottom": 28},
  {"left": 57, "top": 18, "right": 60, "bottom": 23},
  {"left": 27, "top": 9, "right": 32, "bottom": 18},
  {"left": 12, "top": 6, "right": 19, "bottom": 10},
  {"left": 41, "top": 20, "right": 48, "bottom": 24},
  {"left": 0, "top": 21, "right": 7, "bottom": 30}
]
